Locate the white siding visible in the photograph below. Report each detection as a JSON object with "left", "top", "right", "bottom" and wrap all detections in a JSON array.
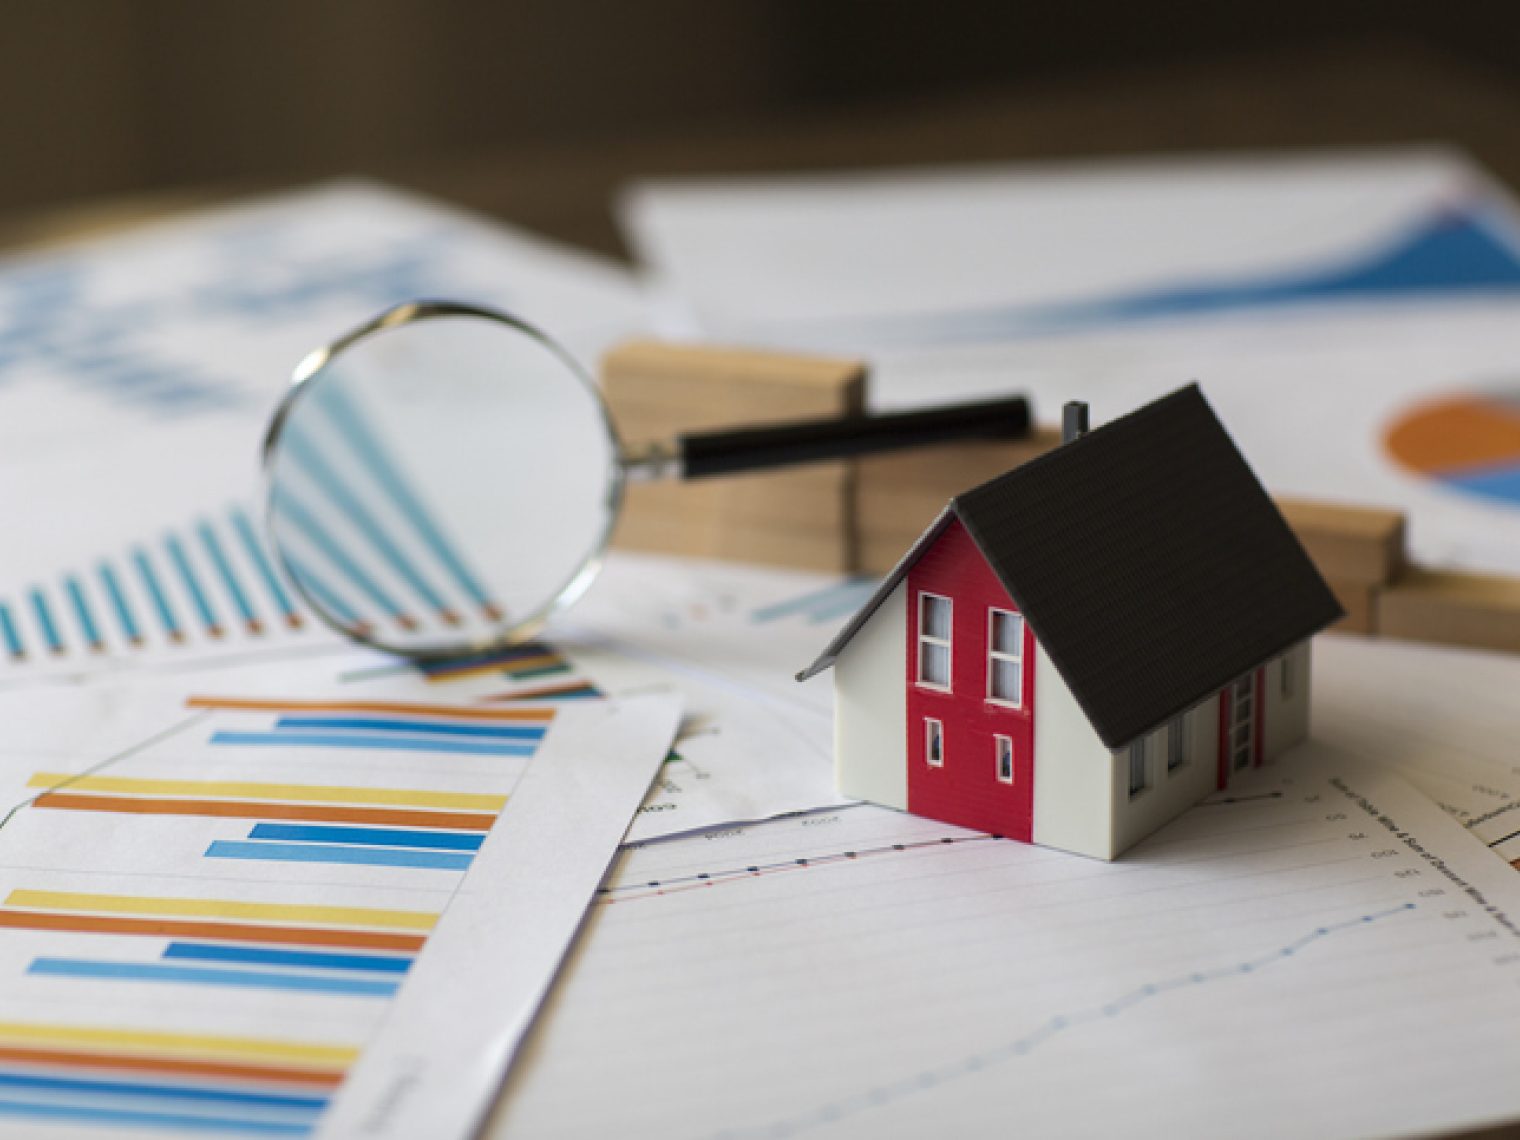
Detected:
[
  {"left": 1262, "top": 641, "right": 1312, "bottom": 760},
  {"left": 1031, "top": 645, "right": 1116, "bottom": 860},
  {"left": 833, "top": 580, "right": 908, "bottom": 810},
  {"left": 1109, "top": 695, "right": 1222, "bottom": 857}
]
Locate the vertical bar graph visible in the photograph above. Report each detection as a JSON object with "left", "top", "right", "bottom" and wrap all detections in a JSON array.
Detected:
[
  {"left": 198, "top": 520, "right": 261, "bottom": 635},
  {"left": 133, "top": 546, "right": 184, "bottom": 643},
  {"left": 63, "top": 575, "right": 104, "bottom": 652},
  {"left": 0, "top": 602, "right": 21, "bottom": 659},
  {"left": 231, "top": 506, "right": 302, "bottom": 629},
  {"left": 98, "top": 560, "right": 143, "bottom": 646},
  {"left": 165, "top": 533, "right": 223, "bottom": 638},
  {"left": 28, "top": 587, "right": 62, "bottom": 655}
]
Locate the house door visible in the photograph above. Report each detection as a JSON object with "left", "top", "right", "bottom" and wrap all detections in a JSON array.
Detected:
[{"left": 1228, "top": 674, "right": 1256, "bottom": 773}]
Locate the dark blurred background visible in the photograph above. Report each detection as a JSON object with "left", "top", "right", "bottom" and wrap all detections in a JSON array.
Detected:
[{"left": 5, "top": 0, "right": 1520, "bottom": 256}]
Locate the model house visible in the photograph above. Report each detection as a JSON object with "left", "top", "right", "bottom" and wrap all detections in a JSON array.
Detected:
[{"left": 797, "top": 385, "right": 1343, "bottom": 860}]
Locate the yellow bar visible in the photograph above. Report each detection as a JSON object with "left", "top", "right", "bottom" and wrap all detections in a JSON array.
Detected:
[
  {"left": 4, "top": 890, "right": 438, "bottom": 932},
  {"left": 27, "top": 772, "right": 507, "bottom": 812},
  {"left": 0, "top": 1021, "right": 358, "bottom": 1065}
]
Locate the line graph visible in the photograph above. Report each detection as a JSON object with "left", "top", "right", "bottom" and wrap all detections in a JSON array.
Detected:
[
  {"left": 494, "top": 754, "right": 1520, "bottom": 1140},
  {"left": 713, "top": 903, "right": 1418, "bottom": 1140}
]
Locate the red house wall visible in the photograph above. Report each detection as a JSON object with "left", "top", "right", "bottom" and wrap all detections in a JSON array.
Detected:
[{"left": 905, "top": 519, "right": 1035, "bottom": 841}]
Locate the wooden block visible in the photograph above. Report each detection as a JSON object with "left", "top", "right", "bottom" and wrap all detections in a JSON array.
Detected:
[
  {"left": 1273, "top": 498, "right": 1406, "bottom": 586},
  {"left": 602, "top": 341, "right": 866, "bottom": 572},
  {"left": 1323, "top": 577, "right": 1376, "bottom": 636},
  {"left": 1377, "top": 568, "right": 1520, "bottom": 654}
]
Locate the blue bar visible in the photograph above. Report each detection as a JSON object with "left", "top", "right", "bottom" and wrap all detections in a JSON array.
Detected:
[
  {"left": 283, "top": 554, "right": 364, "bottom": 628},
  {"left": 314, "top": 379, "right": 495, "bottom": 612},
  {"left": 97, "top": 561, "right": 141, "bottom": 644},
  {"left": 64, "top": 575, "right": 103, "bottom": 648},
  {"left": 198, "top": 519, "right": 258, "bottom": 630},
  {"left": 164, "top": 941, "right": 412, "bottom": 974},
  {"left": 165, "top": 534, "right": 221, "bottom": 634},
  {"left": 0, "top": 602, "right": 22, "bottom": 658},
  {"left": 28, "top": 957, "right": 399, "bottom": 997},
  {"left": 275, "top": 716, "right": 545, "bottom": 741},
  {"left": 206, "top": 841, "right": 474, "bottom": 871},
  {"left": 132, "top": 547, "right": 182, "bottom": 640},
  {"left": 27, "top": 588, "right": 62, "bottom": 654},
  {"left": 280, "top": 422, "right": 454, "bottom": 619},
  {"left": 268, "top": 486, "right": 411, "bottom": 623},
  {"left": 250, "top": 822, "right": 485, "bottom": 850},
  {"left": 210, "top": 730, "right": 533, "bottom": 756},
  {"left": 0, "top": 1069, "right": 326, "bottom": 1111},
  {"left": 0, "top": 1098, "right": 314, "bottom": 1135},
  {"left": 231, "top": 506, "right": 299, "bottom": 624}
]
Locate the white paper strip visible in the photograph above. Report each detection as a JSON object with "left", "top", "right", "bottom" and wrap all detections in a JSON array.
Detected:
[{"left": 316, "top": 692, "right": 682, "bottom": 1139}]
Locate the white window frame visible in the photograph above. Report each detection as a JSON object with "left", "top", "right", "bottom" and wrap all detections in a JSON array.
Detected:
[
  {"left": 925, "top": 718, "right": 945, "bottom": 768},
  {"left": 916, "top": 592, "right": 953, "bottom": 692},
  {"left": 986, "top": 608, "right": 1025, "bottom": 708},
  {"left": 1166, "top": 714, "right": 1187, "bottom": 773},
  {"left": 1127, "top": 738, "right": 1150, "bottom": 799},
  {"left": 995, "top": 734, "right": 1014, "bottom": 784}
]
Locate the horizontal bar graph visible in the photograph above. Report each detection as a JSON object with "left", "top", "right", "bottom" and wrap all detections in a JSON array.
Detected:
[
  {"left": 31, "top": 792, "right": 498, "bottom": 832},
  {"left": 28, "top": 958, "right": 400, "bottom": 998},
  {"left": 4, "top": 891, "right": 436, "bottom": 931},
  {"left": 0, "top": 1070, "right": 326, "bottom": 1111},
  {"left": 208, "top": 731, "right": 535, "bottom": 757},
  {"left": 163, "top": 944, "right": 412, "bottom": 975},
  {"left": 0, "top": 909, "right": 427, "bottom": 952},
  {"left": 0, "top": 1098, "right": 317, "bottom": 1136},
  {"left": 206, "top": 841, "right": 475, "bottom": 871},
  {"left": 247, "top": 823, "right": 485, "bottom": 851},
  {"left": 27, "top": 772, "right": 507, "bottom": 813},
  {"left": 185, "top": 695, "right": 554, "bottom": 722},
  {"left": 274, "top": 716, "right": 546, "bottom": 740}
]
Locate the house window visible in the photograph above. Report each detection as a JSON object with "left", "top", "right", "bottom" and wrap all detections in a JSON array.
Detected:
[
  {"left": 925, "top": 719, "right": 944, "bottom": 767},
  {"left": 1127, "top": 738, "right": 1150, "bottom": 798},
  {"left": 995, "top": 735, "right": 1014, "bottom": 784},
  {"left": 1166, "top": 714, "right": 1187, "bottom": 772},
  {"left": 987, "top": 609, "right": 1024, "bottom": 706},
  {"left": 917, "top": 593, "right": 952, "bottom": 690}
]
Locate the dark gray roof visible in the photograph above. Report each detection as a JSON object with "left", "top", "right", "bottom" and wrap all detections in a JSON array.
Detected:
[{"left": 799, "top": 384, "right": 1343, "bottom": 749}]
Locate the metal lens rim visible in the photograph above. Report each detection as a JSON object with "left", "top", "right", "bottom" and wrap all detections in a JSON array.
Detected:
[{"left": 260, "top": 298, "right": 626, "bottom": 660}]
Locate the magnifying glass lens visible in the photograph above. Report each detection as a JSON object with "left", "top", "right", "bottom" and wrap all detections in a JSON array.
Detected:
[{"left": 264, "top": 308, "right": 620, "bottom": 657}]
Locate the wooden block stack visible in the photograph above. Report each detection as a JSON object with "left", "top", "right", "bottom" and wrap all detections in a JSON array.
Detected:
[
  {"left": 603, "top": 341, "right": 866, "bottom": 573},
  {"left": 1271, "top": 500, "right": 1406, "bottom": 635},
  {"left": 599, "top": 339, "right": 1520, "bottom": 657},
  {"left": 856, "top": 430, "right": 1063, "bottom": 574}
]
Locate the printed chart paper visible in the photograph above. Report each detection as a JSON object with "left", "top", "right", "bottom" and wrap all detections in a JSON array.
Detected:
[
  {"left": 0, "top": 675, "right": 679, "bottom": 1138},
  {"left": 491, "top": 748, "right": 1520, "bottom": 1139},
  {"left": 623, "top": 148, "right": 1520, "bottom": 575}
]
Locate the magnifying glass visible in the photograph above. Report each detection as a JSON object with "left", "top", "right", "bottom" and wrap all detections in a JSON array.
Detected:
[{"left": 262, "top": 300, "right": 1031, "bottom": 659}]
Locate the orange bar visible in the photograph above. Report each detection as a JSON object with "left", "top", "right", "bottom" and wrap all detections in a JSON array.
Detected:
[
  {"left": 32, "top": 792, "right": 496, "bottom": 832},
  {"left": 0, "top": 909, "right": 426, "bottom": 952},
  {"left": 186, "top": 696, "right": 553, "bottom": 722},
  {"left": 425, "top": 654, "right": 562, "bottom": 683},
  {"left": 1385, "top": 396, "right": 1520, "bottom": 475},
  {"left": 0, "top": 1043, "right": 344, "bottom": 1087}
]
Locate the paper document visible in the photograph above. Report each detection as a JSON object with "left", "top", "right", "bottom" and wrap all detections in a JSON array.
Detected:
[
  {"left": 0, "top": 671, "right": 679, "bottom": 1138},
  {"left": 492, "top": 747, "right": 1520, "bottom": 1138},
  {"left": 624, "top": 148, "right": 1520, "bottom": 575},
  {"left": 0, "top": 182, "right": 652, "bottom": 680}
]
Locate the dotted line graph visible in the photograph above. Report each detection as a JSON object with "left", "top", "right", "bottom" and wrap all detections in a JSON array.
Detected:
[
  {"left": 710, "top": 901, "right": 1418, "bottom": 1139},
  {"left": 598, "top": 835, "right": 1001, "bottom": 904}
]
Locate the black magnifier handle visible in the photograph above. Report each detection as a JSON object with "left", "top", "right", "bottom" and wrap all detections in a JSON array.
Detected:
[{"left": 670, "top": 394, "right": 1032, "bottom": 480}]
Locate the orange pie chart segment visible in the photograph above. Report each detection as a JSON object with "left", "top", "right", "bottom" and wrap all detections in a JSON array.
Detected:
[{"left": 1385, "top": 392, "right": 1520, "bottom": 506}]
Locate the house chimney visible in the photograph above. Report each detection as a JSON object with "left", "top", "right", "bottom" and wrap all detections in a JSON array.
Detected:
[{"left": 1062, "top": 401, "right": 1090, "bottom": 444}]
